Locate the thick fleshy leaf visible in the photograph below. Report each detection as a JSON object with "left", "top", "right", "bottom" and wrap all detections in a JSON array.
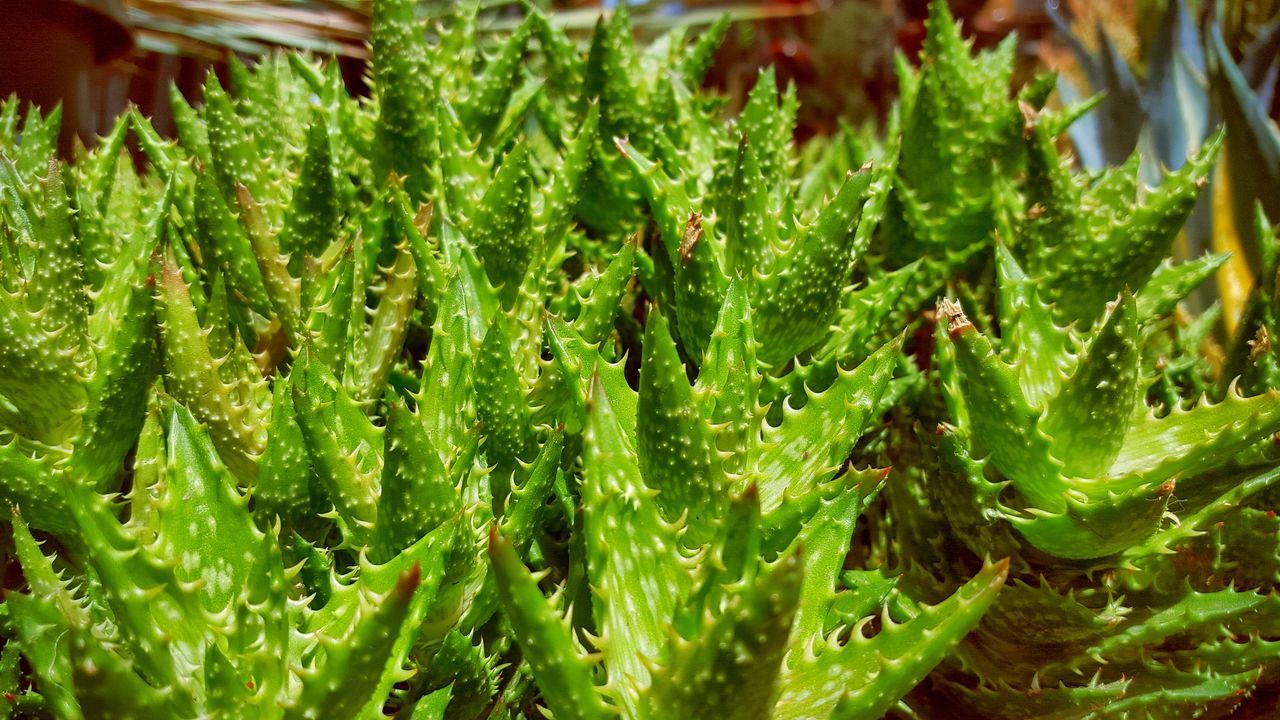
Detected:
[
  {"left": 280, "top": 111, "right": 341, "bottom": 264},
  {"left": 994, "top": 244, "right": 1071, "bottom": 408},
  {"left": 370, "top": 0, "right": 435, "bottom": 198},
  {"left": 7, "top": 510, "right": 84, "bottom": 718},
  {"left": 193, "top": 169, "right": 273, "bottom": 320},
  {"left": 289, "top": 562, "right": 439, "bottom": 720},
  {"left": 458, "top": 19, "right": 533, "bottom": 141},
  {"left": 1136, "top": 253, "right": 1230, "bottom": 322},
  {"left": 475, "top": 316, "right": 531, "bottom": 473},
  {"left": 774, "top": 558, "right": 1009, "bottom": 720},
  {"left": 349, "top": 238, "right": 417, "bottom": 404},
  {"left": 614, "top": 136, "right": 693, "bottom": 264},
  {"left": 292, "top": 347, "right": 382, "bottom": 546},
  {"left": 70, "top": 283, "right": 158, "bottom": 491},
  {"left": 637, "top": 309, "right": 723, "bottom": 541},
  {"left": 672, "top": 213, "right": 728, "bottom": 361},
  {"left": 1043, "top": 292, "right": 1141, "bottom": 478},
  {"left": 1105, "top": 384, "right": 1280, "bottom": 490},
  {"left": 416, "top": 273, "right": 482, "bottom": 461},
  {"left": 695, "top": 279, "right": 761, "bottom": 471},
  {"left": 788, "top": 471, "right": 885, "bottom": 644},
  {"left": 156, "top": 254, "right": 267, "bottom": 482},
  {"left": 158, "top": 401, "right": 278, "bottom": 615},
  {"left": 489, "top": 528, "right": 611, "bottom": 720},
  {"left": 753, "top": 336, "right": 898, "bottom": 513},
  {"left": 470, "top": 143, "right": 534, "bottom": 306},
  {"left": 1008, "top": 481, "right": 1172, "bottom": 560},
  {"left": 71, "top": 630, "right": 191, "bottom": 719},
  {"left": 753, "top": 167, "right": 874, "bottom": 364},
  {"left": 236, "top": 184, "right": 302, "bottom": 343},
  {"left": 581, "top": 372, "right": 686, "bottom": 715},
  {"left": 722, "top": 136, "right": 780, "bottom": 279},
  {"left": 255, "top": 372, "right": 311, "bottom": 529},
  {"left": 543, "top": 314, "right": 637, "bottom": 438},
  {"left": 1085, "top": 589, "right": 1269, "bottom": 664},
  {"left": 573, "top": 233, "right": 635, "bottom": 345},
  {"left": 61, "top": 478, "right": 205, "bottom": 690},
  {"left": 648, "top": 551, "right": 802, "bottom": 720},
  {"left": 498, "top": 430, "right": 564, "bottom": 554},
  {"left": 940, "top": 299, "right": 1067, "bottom": 511},
  {"left": 6, "top": 156, "right": 89, "bottom": 354},
  {"left": 816, "top": 259, "right": 918, "bottom": 366},
  {"left": 1144, "top": 0, "right": 1209, "bottom": 174},
  {"left": 375, "top": 402, "right": 458, "bottom": 563},
  {"left": 204, "top": 73, "right": 262, "bottom": 204}
]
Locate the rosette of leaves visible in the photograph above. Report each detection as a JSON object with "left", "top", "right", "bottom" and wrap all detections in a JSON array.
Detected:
[
  {"left": 895, "top": 245, "right": 1280, "bottom": 715},
  {"left": 4, "top": 396, "right": 456, "bottom": 719},
  {"left": 863, "top": 7, "right": 1280, "bottom": 701},
  {"left": 493, "top": 282, "right": 1009, "bottom": 720},
  {"left": 615, "top": 97, "right": 906, "bottom": 370},
  {"left": 934, "top": 268, "right": 1280, "bottom": 562},
  {"left": 879, "top": 1, "right": 1131, "bottom": 309},
  {"left": 1009, "top": 97, "right": 1227, "bottom": 326},
  {"left": 909, "top": 291, "right": 1280, "bottom": 714},
  {"left": 8, "top": 0, "right": 1280, "bottom": 716},
  {"left": 553, "top": 3, "right": 731, "bottom": 236},
  {"left": 881, "top": 1, "right": 1028, "bottom": 272},
  {"left": 0, "top": 118, "right": 164, "bottom": 543}
]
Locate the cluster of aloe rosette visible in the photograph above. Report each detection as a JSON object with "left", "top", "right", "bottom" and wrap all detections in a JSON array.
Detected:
[{"left": 0, "top": 0, "right": 1278, "bottom": 717}]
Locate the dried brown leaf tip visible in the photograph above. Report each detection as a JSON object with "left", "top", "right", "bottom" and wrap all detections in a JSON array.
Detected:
[
  {"left": 679, "top": 212, "right": 704, "bottom": 264},
  {"left": 1250, "top": 327, "right": 1272, "bottom": 361},
  {"left": 1018, "top": 100, "right": 1037, "bottom": 138},
  {"left": 938, "top": 297, "right": 972, "bottom": 335}
]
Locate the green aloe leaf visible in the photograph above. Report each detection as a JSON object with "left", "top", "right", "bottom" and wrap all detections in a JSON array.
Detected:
[
  {"left": 753, "top": 335, "right": 899, "bottom": 513},
  {"left": 940, "top": 299, "right": 1067, "bottom": 511},
  {"left": 1042, "top": 291, "right": 1141, "bottom": 478},
  {"left": 637, "top": 308, "right": 724, "bottom": 541},
  {"left": 582, "top": 371, "right": 687, "bottom": 716},
  {"left": 489, "top": 528, "right": 611, "bottom": 720},
  {"left": 774, "top": 558, "right": 1010, "bottom": 720}
]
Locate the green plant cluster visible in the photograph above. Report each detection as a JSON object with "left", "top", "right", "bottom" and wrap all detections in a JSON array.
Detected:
[{"left": 0, "top": 1, "right": 1278, "bottom": 718}]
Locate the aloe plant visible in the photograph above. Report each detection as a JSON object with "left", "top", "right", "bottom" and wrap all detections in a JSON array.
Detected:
[
  {"left": 1049, "top": 0, "right": 1280, "bottom": 331},
  {"left": 1, "top": 0, "right": 1279, "bottom": 717},
  {"left": 867, "top": 6, "right": 1280, "bottom": 717}
]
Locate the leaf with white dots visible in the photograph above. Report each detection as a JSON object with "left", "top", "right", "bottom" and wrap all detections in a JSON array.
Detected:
[{"left": 582, "top": 371, "right": 688, "bottom": 716}]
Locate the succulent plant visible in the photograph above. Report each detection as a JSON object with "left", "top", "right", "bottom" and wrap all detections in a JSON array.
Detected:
[
  {"left": 1049, "top": 0, "right": 1280, "bottom": 333},
  {"left": 1, "top": 0, "right": 1279, "bottom": 718}
]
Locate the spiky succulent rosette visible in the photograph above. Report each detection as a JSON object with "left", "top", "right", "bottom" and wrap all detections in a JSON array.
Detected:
[
  {"left": 857, "top": 3, "right": 1280, "bottom": 716},
  {"left": 932, "top": 235, "right": 1280, "bottom": 560},
  {"left": 903, "top": 281, "right": 1280, "bottom": 715},
  {"left": 493, "top": 282, "right": 1008, "bottom": 720},
  {"left": 3, "top": 0, "right": 1280, "bottom": 717}
]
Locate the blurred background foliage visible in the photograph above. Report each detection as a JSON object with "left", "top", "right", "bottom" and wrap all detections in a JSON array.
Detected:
[
  {"left": 0, "top": 0, "right": 1277, "bottom": 335},
  {"left": 3, "top": 1, "right": 1275, "bottom": 142}
]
